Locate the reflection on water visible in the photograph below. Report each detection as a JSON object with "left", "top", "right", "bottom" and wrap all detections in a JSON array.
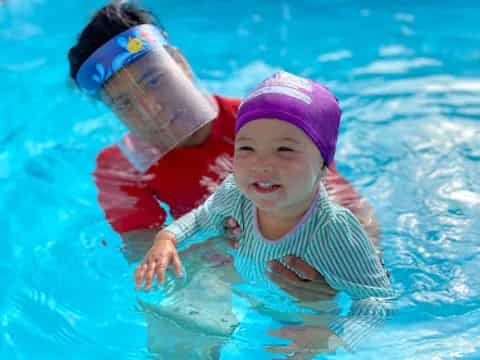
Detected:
[
  {"left": 135, "top": 237, "right": 392, "bottom": 358},
  {"left": 1, "top": 0, "right": 480, "bottom": 359}
]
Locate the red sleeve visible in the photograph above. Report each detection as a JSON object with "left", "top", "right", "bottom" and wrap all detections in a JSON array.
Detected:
[{"left": 93, "top": 146, "right": 167, "bottom": 234}]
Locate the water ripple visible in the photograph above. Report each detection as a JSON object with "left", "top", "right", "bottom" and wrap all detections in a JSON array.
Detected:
[{"left": 2, "top": 0, "right": 480, "bottom": 358}]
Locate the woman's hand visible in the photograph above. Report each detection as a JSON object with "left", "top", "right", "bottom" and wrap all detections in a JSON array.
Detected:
[{"left": 265, "top": 325, "right": 347, "bottom": 359}]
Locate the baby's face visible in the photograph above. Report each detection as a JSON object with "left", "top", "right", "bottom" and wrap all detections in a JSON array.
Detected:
[{"left": 233, "top": 118, "right": 324, "bottom": 216}]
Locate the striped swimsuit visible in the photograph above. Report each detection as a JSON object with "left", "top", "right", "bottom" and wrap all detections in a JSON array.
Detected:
[{"left": 166, "top": 174, "right": 395, "bottom": 348}]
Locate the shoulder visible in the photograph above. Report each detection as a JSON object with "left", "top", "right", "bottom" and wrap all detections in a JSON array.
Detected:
[
  {"left": 315, "top": 201, "right": 384, "bottom": 280},
  {"left": 213, "top": 95, "right": 241, "bottom": 114},
  {"left": 195, "top": 174, "right": 247, "bottom": 229},
  {"left": 311, "top": 200, "right": 393, "bottom": 294},
  {"left": 331, "top": 204, "right": 364, "bottom": 230},
  {"left": 94, "top": 144, "right": 154, "bottom": 184},
  {"left": 324, "top": 203, "right": 368, "bottom": 244},
  {"left": 313, "top": 188, "right": 369, "bottom": 248},
  {"left": 95, "top": 144, "right": 132, "bottom": 171},
  {"left": 211, "top": 95, "right": 241, "bottom": 135},
  {"left": 202, "top": 174, "right": 248, "bottom": 224},
  {"left": 210, "top": 174, "right": 244, "bottom": 203}
]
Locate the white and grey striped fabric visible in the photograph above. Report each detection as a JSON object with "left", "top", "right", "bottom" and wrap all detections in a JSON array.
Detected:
[{"left": 166, "top": 174, "right": 395, "bottom": 349}]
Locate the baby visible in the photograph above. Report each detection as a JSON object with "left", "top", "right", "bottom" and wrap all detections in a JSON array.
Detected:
[
  {"left": 135, "top": 71, "right": 393, "bottom": 352},
  {"left": 135, "top": 71, "right": 390, "bottom": 297}
]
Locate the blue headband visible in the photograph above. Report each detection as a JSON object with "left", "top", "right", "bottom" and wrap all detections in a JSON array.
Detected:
[{"left": 75, "top": 24, "right": 169, "bottom": 95}]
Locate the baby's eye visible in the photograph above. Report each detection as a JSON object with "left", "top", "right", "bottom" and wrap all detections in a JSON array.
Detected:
[
  {"left": 237, "top": 146, "right": 254, "bottom": 152},
  {"left": 277, "top": 146, "right": 294, "bottom": 152}
]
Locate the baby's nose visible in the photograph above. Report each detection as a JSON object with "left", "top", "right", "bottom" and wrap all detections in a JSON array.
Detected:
[{"left": 252, "top": 160, "right": 274, "bottom": 173}]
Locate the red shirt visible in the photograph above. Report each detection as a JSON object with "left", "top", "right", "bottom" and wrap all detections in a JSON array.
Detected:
[
  {"left": 94, "top": 95, "right": 239, "bottom": 233},
  {"left": 94, "top": 95, "right": 366, "bottom": 235}
]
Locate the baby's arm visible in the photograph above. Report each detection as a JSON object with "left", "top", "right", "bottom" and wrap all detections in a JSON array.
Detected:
[
  {"left": 134, "top": 175, "right": 241, "bottom": 290},
  {"left": 317, "top": 207, "right": 392, "bottom": 296},
  {"left": 322, "top": 162, "right": 382, "bottom": 248},
  {"left": 307, "top": 207, "right": 395, "bottom": 351}
]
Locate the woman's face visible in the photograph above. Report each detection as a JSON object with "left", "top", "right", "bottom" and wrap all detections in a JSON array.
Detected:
[{"left": 102, "top": 48, "right": 216, "bottom": 150}]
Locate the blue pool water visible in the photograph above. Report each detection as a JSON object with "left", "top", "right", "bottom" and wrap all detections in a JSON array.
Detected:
[{"left": 1, "top": 0, "right": 480, "bottom": 359}]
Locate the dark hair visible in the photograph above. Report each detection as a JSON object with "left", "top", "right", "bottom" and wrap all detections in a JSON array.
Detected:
[{"left": 68, "top": 3, "right": 165, "bottom": 81}]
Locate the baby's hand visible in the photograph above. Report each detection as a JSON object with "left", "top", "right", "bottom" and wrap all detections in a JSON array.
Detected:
[{"left": 134, "top": 231, "right": 183, "bottom": 290}]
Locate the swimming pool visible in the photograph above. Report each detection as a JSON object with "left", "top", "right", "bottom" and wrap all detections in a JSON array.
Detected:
[{"left": 1, "top": 0, "right": 479, "bottom": 358}]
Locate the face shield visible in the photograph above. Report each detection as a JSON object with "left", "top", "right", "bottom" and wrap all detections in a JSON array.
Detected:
[{"left": 75, "top": 24, "right": 218, "bottom": 172}]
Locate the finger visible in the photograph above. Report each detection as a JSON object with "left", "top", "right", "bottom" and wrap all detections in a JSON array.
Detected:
[
  {"left": 225, "top": 225, "right": 241, "bottom": 239},
  {"left": 144, "top": 261, "right": 158, "bottom": 290},
  {"left": 134, "top": 263, "right": 148, "bottom": 288},
  {"left": 171, "top": 252, "right": 183, "bottom": 278},
  {"left": 155, "top": 257, "right": 169, "bottom": 285},
  {"left": 268, "top": 326, "right": 291, "bottom": 338},
  {"left": 136, "top": 262, "right": 152, "bottom": 288},
  {"left": 264, "top": 344, "right": 294, "bottom": 354},
  {"left": 289, "top": 351, "right": 313, "bottom": 360},
  {"left": 285, "top": 256, "right": 317, "bottom": 281},
  {"left": 227, "top": 217, "right": 238, "bottom": 227},
  {"left": 232, "top": 226, "right": 242, "bottom": 237},
  {"left": 223, "top": 217, "right": 233, "bottom": 228},
  {"left": 228, "top": 239, "right": 239, "bottom": 249},
  {"left": 225, "top": 228, "right": 235, "bottom": 238},
  {"left": 268, "top": 260, "right": 303, "bottom": 281}
]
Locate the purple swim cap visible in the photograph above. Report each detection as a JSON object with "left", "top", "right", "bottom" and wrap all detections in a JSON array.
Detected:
[{"left": 236, "top": 71, "right": 341, "bottom": 167}]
